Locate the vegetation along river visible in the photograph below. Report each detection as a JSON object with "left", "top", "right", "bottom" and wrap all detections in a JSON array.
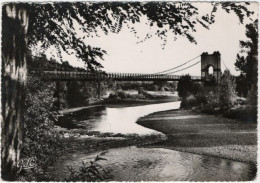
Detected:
[{"left": 52, "top": 101, "right": 256, "bottom": 181}]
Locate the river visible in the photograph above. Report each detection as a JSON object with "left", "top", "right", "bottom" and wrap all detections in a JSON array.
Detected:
[{"left": 55, "top": 101, "right": 256, "bottom": 181}]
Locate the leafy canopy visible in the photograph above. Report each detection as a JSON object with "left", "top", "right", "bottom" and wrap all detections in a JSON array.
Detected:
[{"left": 25, "top": 2, "right": 254, "bottom": 71}]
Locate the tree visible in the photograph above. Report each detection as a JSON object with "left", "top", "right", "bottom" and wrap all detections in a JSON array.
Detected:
[
  {"left": 235, "top": 74, "right": 248, "bottom": 97},
  {"left": 219, "top": 70, "right": 237, "bottom": 110},
  {"left": 235, "top": 20, "right": 258, "bottom": 96},
  {"left": 1, "top": 2, "right": 255, "bottom": 180},
  {"left": 177, "top": 75, "right": 193, "bottom": 99},
  {"left": 1, "top": 4, "right": 29, "bottom": 180},
  {"left": 235, "top": 20, "right": 258, "bottom": 107}
]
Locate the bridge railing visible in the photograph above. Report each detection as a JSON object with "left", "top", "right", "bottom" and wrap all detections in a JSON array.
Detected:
[{"left": 30, "top": 71, "right": 201, "bottom": 81}]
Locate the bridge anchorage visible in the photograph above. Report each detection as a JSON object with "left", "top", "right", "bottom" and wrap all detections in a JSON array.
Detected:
[{"left": 31, "top": 51, "right": 222, "bottom": 84}]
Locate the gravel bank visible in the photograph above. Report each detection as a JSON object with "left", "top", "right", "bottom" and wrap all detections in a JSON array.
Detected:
[{"left": 137, "top": 109, "right": 257, "bottom": 164}]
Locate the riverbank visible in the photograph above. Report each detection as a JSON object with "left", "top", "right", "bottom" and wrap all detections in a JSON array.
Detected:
[
  {"left": 137, "top": 109, "right": 257, "bottom": 164},
  {"left": 103, "top": 95, "right": 179, "bottom": 107},
  {"left": 48, "top": 100, "right": 256, "bottom": 180},
  {"left": 61, "top": 92, "right": 179, "bottom": 114},
  {"left": 47, "top": 127, "right": 167, "bottom": 180},
  {"left": 49, "top": 98, "right": 180, "bottom": 180}
]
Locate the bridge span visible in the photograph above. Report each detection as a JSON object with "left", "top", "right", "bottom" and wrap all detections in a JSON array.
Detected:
[{"left": 33, "top": 71, "right": 202, "bottom": 82}]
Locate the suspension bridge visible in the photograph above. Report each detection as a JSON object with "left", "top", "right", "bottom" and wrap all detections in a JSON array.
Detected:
[{"left": 32, "top": 51, "right": 221, "bottom": 83}]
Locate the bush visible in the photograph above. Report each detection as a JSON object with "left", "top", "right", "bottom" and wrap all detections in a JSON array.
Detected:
[
  {"left": 138, "top": 89, "right": 152, "bottom": 98},
  {"left": 118, "top": 91, "right": 130, "bottom": 99},
  {"left": 201, "top": 104, "right": 221, "bottom": 115},
  {"left": 108, "top": 91, "right": 130, "bottom": 99},
  {"left": 108, "top": 93, "right": 117, "bottom": 99},
  {"left": 197, "top": 91, "right": 221, "bottom": 114},
  {"left": 195, "top": 94, "right": 207, "bottom": 104},
  {"left": 181, "top": 96, "right": 199, "bottom": 109},
  {"left": 154, "top": 85, "right": 159, "bottom": 91},
  {"left": 18, "top": 76, "right": 65, "bottom": 181},
  {"left": 219, "top": 70, "right": 236, "bottom": 110},
  {"left": 65, "top": 153, "right": 110, "bottom": 181},
  {"left": 177, "top": 75, "right": 192, "bottom": 99},
  {"left": 223, "top": 106, "right": 257, "bottom": 122}
]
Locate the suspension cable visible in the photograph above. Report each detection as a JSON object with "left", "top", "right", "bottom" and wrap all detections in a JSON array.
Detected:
[
  {"left": 221, "top": 59, "right": 228, "bottom": 70},
  {"left": 164, "top": 60, "right": 201, "bottom": 75},
  {"left": 152, "top": 54, "right": 201, "bottom": 75}
]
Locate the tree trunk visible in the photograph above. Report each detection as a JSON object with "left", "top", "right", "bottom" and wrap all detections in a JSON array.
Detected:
[{"left": 1, "top": 4, "right": 29, "bottom": 180}]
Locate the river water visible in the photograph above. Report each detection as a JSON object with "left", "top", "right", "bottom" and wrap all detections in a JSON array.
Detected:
[
  {"left": 59, "top": 101, "right": 180, "bottom": 134},
  {"left": 56, "top": 101, "right": 256, "bottom": 181}
]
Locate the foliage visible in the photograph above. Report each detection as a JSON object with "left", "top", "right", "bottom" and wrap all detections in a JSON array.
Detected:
[
  {"left": 66, "top": 81, "right": 106, "bottom": 107},
  {"left": 117, "top": 91, "right": 130, "bottom": 99},
  {"left": 65, "top": 153, "right": 110, "bottom": 181},
  {"left": 181, "top": 95, "right": 206, "bottom": 109},
  {"left": 18, "top": 76, "right": 65, "bottom": 181},
  {"left": 235, "top": 20, "right": 258, "bottom": 98},
  {"left": 204, "top": 76, "right": 217, "bottom": 87},
  {"left": 177, "top": 75, "right": 193, "bottom": 99},
  {"left": 223, "top": 106, "right": 257, "bottom": 122},
  {"left": 191, "top": 82, "right": 204, "bottom": 96},
  {"left": 219, "top": 70, "right": 237, "bottom": 110},
  {"left": 247, "top": 85, "right": 257, "bottom": 107},
  {"left": 109, "top": 91, "right": 128, "bottom": 99},
  {"left": 107, "top": 81, "right": 176, "bottom": 92},
  {"left": 200, "top": 91, "right": 221, "bottom": 115},
  {"left": 235, "top": 74, "right": 248, "bottom": 97},
  {"left": 24, "top": 2, "right": 254, "bottom": 70},
  {"left": 138, "top": 89, "right": 154, "bottom": 98},
  {"left": 178, "top": 75, "right": 205, "bottom": 101}
]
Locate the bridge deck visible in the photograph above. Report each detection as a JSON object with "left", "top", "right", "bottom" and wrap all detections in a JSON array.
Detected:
[{"left": 31, "top": 71, "right": 202, "bottom": 82}]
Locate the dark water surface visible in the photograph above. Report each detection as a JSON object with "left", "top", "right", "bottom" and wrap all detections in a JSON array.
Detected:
[{"left": 55, "top": 102, "right": 256, "bottom": 181}]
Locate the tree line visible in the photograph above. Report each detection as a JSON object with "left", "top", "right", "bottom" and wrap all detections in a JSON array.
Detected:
[{"left": 177, "top": 20, "right": 258, "bottom": 121}]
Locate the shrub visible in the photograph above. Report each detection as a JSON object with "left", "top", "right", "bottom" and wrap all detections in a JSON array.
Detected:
[
  {"left": 191, "top": 82, "right": 204, "bottom": 95},
  {"left": 201, "top": 104, "right": 221, "bottom": 115},
  {"left": 117, "top": 91, "right": 129, "bottom": 99},
  {"left": 138, "top": 89, "right": 152, "bottom": 98},
  {"left": 219, "top": 70, "right": 237, "bottom": 110},
  {"left": 223, "top": 106, "right": 257, "bottom": 122},
  {"left": 108, "top": 91, "right": 130, "bottom": 99},
  {"left": 181, "top": 96, "right": 199, "bottom": 109},
  {"left": 18, "top": 76, "right": 65, "bottom": 181},
  {"left": 195, "top": 94, "right": 207, "bottom": 104},
  {"left": 65, "top": 153, "right": 110, "bottom": 181},
  {"left": 177, "top": 75, "right": 192, "bottom": 99},
  {"left": 108, "top": 93, "right": 117, "bottom": 99},
  {"left": 153, "top": 85, "right": 159, "bottom": 91},
  {"left": 247, "top": 85, "right": 257, "bottom": 107}
]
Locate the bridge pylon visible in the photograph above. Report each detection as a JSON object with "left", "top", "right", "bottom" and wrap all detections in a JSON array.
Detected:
[{"left": 201, "top": 51, "right": 221, "bottom": 84}]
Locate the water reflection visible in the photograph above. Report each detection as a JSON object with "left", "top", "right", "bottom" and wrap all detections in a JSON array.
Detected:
[{"left": 58, "top": 101, "right": 181, "bottom": 135}]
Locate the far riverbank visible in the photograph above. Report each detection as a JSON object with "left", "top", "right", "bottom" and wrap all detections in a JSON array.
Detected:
[
  {"left": 137, "top": 109, "right": 257, "bottom": 164},
  {"left": 61, "top": 91, "right": 179, "bottom": 114}
]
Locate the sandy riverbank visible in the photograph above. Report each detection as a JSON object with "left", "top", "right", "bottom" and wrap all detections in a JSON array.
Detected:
[
  {"left": 47, "top": 127, "right": 168, "bottom": 180},
  {"left": 137, "top": 109, "right": 257, "bottom": 164}
]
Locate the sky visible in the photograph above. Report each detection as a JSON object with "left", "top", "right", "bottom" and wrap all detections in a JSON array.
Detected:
[{"left": 45, "top": 2, "right": 259, "bottom": 76}]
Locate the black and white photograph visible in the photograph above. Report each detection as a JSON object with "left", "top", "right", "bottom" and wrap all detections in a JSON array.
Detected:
[{"left": 1, "top": 0, "right": 258, "bottom": 181}]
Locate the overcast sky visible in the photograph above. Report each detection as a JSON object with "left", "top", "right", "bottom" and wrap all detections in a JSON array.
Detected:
[{"left": 45, "top": 2, "right": 259, "bottom": 76}]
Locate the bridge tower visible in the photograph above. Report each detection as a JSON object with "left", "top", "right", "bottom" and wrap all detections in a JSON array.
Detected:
[{"left": 201, "top": 51, "right": 221, "bottom": 84}]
